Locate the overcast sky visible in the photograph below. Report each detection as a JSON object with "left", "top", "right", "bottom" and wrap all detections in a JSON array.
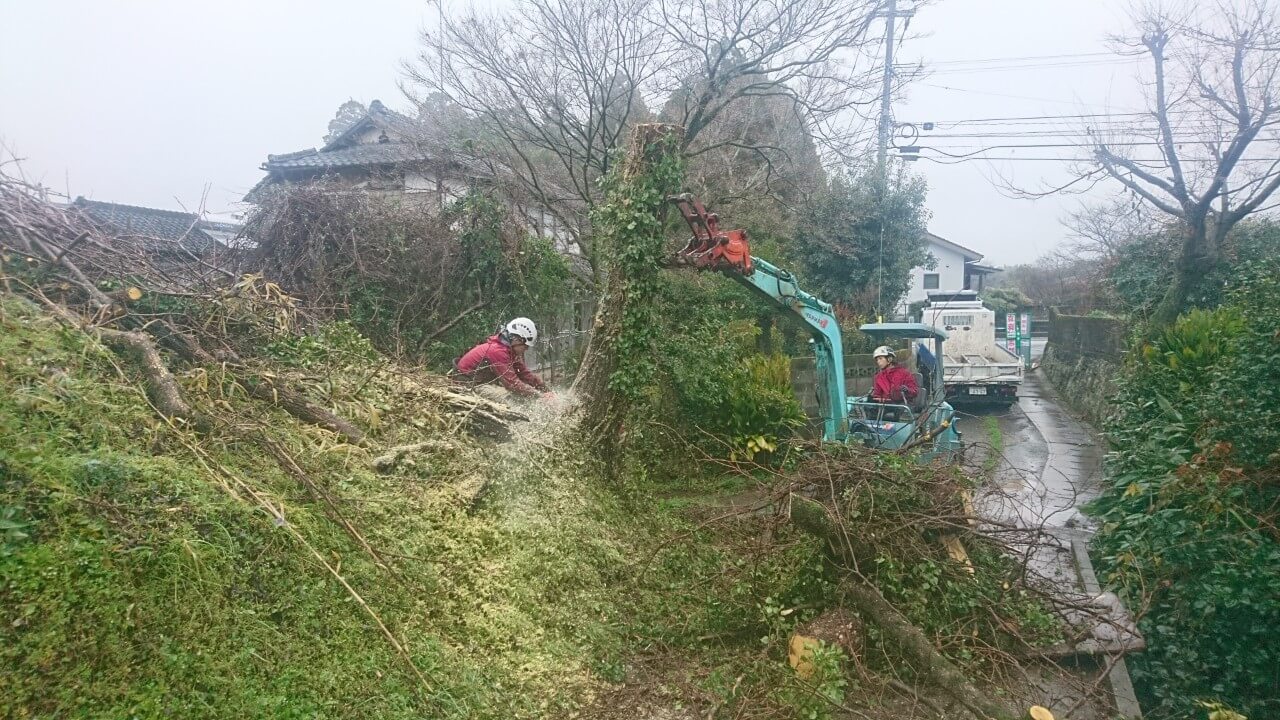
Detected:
[{"left": 1, "top": 0, "right": 1148, "bottom": 265}]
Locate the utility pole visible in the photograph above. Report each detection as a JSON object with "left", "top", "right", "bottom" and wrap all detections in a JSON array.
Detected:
[{"left": 876, "top": 0, "right": 898, "bottom": 180}]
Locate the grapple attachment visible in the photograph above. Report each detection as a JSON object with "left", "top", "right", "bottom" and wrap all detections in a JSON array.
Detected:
[{"left": 668, "top": 193, "right": 754, "bottom": 275}]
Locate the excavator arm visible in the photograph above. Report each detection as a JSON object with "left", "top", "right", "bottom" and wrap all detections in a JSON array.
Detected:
[{"left": 668, "top": 194, "right": 848, "bottom": 441}]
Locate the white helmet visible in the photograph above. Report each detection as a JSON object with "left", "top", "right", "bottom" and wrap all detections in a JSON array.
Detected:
[
  {"left": 505, "top": 317, "right": 538, "bottom": 344},
  {"left": 872, "top": 345, "right": 895, "bottom": 360}
]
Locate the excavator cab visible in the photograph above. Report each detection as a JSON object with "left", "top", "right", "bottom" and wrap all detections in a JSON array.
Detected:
[{"left": 846, "top": 323, "right": 962, "bottom": 460}]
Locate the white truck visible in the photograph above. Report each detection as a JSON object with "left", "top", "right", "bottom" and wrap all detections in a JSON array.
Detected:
[{"left": 919, "top": 291, "right": 1022, "bottom": 406}]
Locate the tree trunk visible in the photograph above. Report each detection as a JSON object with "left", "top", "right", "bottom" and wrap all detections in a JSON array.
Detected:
[
  {"left": 571, "top": 123, "right": 684, "bottom": 479},
  {"left": 1150, "top": 223, "right": 1211, "bottom": 329}
]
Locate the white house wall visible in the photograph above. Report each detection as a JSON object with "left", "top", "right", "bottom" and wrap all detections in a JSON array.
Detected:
[
  {"left": 403, "top": 170, "right": 467, "bottom": 206},
  {"left": 902, "top": 242, "right": 968, "bottom": 311}
]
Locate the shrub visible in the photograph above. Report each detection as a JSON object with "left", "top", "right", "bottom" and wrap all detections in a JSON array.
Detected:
[
  {"left": 1091, "top": 256, "right": 1280, "bottom": 718},
  {"left": 247, "top": 183, "right": 575, "bottom": 368},
  {"left": 638, "top": 275, "right": 805, "bottom": 465}
]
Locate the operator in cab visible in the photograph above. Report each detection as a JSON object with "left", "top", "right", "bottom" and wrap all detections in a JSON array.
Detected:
[
  {"left": 453, "top": 317, "right": 554, "bottom": 400},
  {"left": 870, "top": 346, "right": 918, "bottom": 404}
]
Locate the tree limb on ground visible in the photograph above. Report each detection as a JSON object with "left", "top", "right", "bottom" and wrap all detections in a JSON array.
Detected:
[
  {"left": 790, "top": 494, "right": 1012, "bottom": 720},
  {"left": 372, "top": 439, "right": 460, "bottom": 472},
  {"left": 96, "top": 327, "right": 214, "bottom": 433}
]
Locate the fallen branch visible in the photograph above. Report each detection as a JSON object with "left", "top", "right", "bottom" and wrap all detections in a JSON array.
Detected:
[
  {"left": 886, "top": 678, "right": 948, "bottom": 717},
  {"left": 240, "top": 375, "right": 366, "bottom": 444},
  {"left": 96, "top": 327, "right": 213, "bottom": 433},
  {"left": 423, "top": 384, "right": 526, "bottom": 439},
  {"left": 372, "top": 439, "right": 460, "bottom": 472},
  {"left": 838, "top": 582, "right": 1011, "bottom": 720},
  {"left": 790, "top": 494, "right": 1012, "bottom": 720}
]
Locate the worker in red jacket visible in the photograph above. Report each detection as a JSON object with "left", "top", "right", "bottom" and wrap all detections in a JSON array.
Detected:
[
  {"left": 453, "top": 317, "right": 553, "bottom": 399},
  {"left": 870, "top": 345, "right": 919, "bottom": 404}
]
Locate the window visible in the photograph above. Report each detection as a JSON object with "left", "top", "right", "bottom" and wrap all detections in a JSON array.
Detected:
[{"left": 923, "top": 273, "right": 940, "bottom": 290}]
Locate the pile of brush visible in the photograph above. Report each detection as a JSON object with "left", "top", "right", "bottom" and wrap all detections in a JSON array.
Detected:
[{"left": 0, "top": 169, "right": 523, "bottom": 442}]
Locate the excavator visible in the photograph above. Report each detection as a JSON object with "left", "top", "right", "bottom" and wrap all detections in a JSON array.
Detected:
[{"left": 667, "top": 194, "right": 962, "bottom": 459}]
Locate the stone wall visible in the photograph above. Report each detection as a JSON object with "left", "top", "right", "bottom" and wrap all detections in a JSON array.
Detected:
[
  {"left": 1047, "top": 310, "right": 1127, "bottom": 360},
  {"left": 1039, "top": 310, "right": 1128, "bottom": 427}
]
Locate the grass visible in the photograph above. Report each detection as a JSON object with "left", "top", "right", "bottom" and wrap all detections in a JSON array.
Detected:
[
  {"left": 981, "top": 415, "right": 1004, "bottom": 476},
  {"left": 0, "top": 296, "right": 835, "bottom": 719},
  {"left": 0, "top": 295, "right": 1065, "bottom": 719}
]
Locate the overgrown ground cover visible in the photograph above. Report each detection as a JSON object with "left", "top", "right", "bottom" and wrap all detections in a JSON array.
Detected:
[
  {"left": 0, "top": 294, "right": 842, "bottom": 718},
  {"left": 0, "top": 290, "right": 1082, "bottom": 719},
  {"left": 1, "top": 136, "right": 1086, "bottom": 719}
]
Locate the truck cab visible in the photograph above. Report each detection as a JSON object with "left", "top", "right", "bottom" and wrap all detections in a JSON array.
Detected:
[{"left": 919, "top": 291, "right": 1022, "bottom": 406}]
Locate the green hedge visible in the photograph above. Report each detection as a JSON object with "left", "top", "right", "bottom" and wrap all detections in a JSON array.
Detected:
[{"left": 1090, "top": 252, "right": 1280, "bottom": 719}]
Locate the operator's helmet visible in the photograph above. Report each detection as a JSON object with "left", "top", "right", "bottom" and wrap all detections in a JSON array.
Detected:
[
  {"left": 872, "top": 345, "right": 896, "bottom": 360},
  {"left": 505, "top": 317, "right": 538, "bottom": 344}
]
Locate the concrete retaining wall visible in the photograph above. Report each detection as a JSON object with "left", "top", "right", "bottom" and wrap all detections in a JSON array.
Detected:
[{"left": 1040, "top": 310, "right": 1128, "bottom": 427}]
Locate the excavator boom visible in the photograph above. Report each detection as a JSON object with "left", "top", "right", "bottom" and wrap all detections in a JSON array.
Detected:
[{"left": 668, "top": 194, "right": 847, "bottom": 440}]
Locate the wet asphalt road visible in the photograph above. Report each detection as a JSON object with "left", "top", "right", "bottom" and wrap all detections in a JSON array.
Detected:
[{"left": 960, "top": 339, "right": 1105, "bottom": 578}]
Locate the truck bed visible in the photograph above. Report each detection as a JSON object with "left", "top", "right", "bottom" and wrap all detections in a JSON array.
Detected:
[{"left": 942, "top": 351, "right": 1023, "bottom": 383}]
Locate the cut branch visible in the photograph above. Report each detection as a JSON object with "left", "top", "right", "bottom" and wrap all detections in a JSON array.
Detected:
[
  {"left": 97, "top": 327, "right": 212, "bottom": 433},
  {"left": 790, "top": 495, "right": 1012, "bottom": 720}
]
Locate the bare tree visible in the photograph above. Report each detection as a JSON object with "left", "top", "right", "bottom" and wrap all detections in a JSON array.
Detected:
[
  {"left": 654, "top": 0, "right": 886, "bottom": 155},
  {"left": 403, "top": 0, "right": 891, "bottom": 282},
  {"left": 994, "top": 255, "right": 1106, "bottom": 314},
  {"left": 1062, "top": 196, "right": 1162, "bottom": 261},
  {"left": 1089, "top": 1, "right": 1280, "bottom": 327}
]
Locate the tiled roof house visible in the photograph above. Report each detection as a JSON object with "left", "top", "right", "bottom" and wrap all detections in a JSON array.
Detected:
[
  {"left": 72, "top": 197, "right": 226, "bottom": 257},
  {"left": 246, "top": 99, "right": 576, "bottom": 250},
  {"left": 245, "top": 100, "right": 465, "bottom": 205}
]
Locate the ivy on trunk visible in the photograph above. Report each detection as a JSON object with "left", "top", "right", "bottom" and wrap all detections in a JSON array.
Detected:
[{"left": 572, "top": 123, "right": 684, "bottom": 478}]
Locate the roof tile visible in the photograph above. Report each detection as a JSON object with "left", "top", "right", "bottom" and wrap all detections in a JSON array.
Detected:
[
  {"left": 73, "top": 198, "right": 220, "bottom": 255},
  {"left": 263, "top": 142, "right": 432, "bottom": 170}
]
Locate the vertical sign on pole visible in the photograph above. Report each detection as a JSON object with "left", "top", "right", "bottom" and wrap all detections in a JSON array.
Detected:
[
  {"left": 1005, "top": 313, "right": 1016, "bottom": 354},
  {"left": 1013, "top": 313, "right": 1023, "bottom": 360},
  {"left": 1019, "top": 312, "right": 1032, "bottom": 368}
]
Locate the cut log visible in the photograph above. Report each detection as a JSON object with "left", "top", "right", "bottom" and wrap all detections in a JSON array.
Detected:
[
  {"left": 790, "top": 494, "right": 1012, "bottom": 720},
  {"left": 98, "top": 327, "right": 211, "bottom": 433}
]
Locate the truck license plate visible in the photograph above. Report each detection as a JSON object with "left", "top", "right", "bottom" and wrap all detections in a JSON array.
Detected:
[{"left": 968, "top": 386, "right": 988, "bottom": 395}]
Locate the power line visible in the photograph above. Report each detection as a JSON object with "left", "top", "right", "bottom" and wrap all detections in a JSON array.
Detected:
[
  {"left": 909, "top": 51, "right": 1123, "bottom": 66},
  {"left": 918, "top": 127, "right": 1232, "bottom": 138},
  {"left": 916, "top": 154, "right": 1280, "bottom": 164},
  {"left": 920, "top": 111, "right": 1155, "bottom": 124},
  {"left": 915, "top": 59, "right": 1139, "bottom": 76},
  {"left": 937, "top": 114, "right": 1280, "bottom": 128},
  {"left": 919, "top": 83, "right": 1148, "bottom": 110},
  {"left": 915, "top": 133, "right": 1280, "bottom": 148}
]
